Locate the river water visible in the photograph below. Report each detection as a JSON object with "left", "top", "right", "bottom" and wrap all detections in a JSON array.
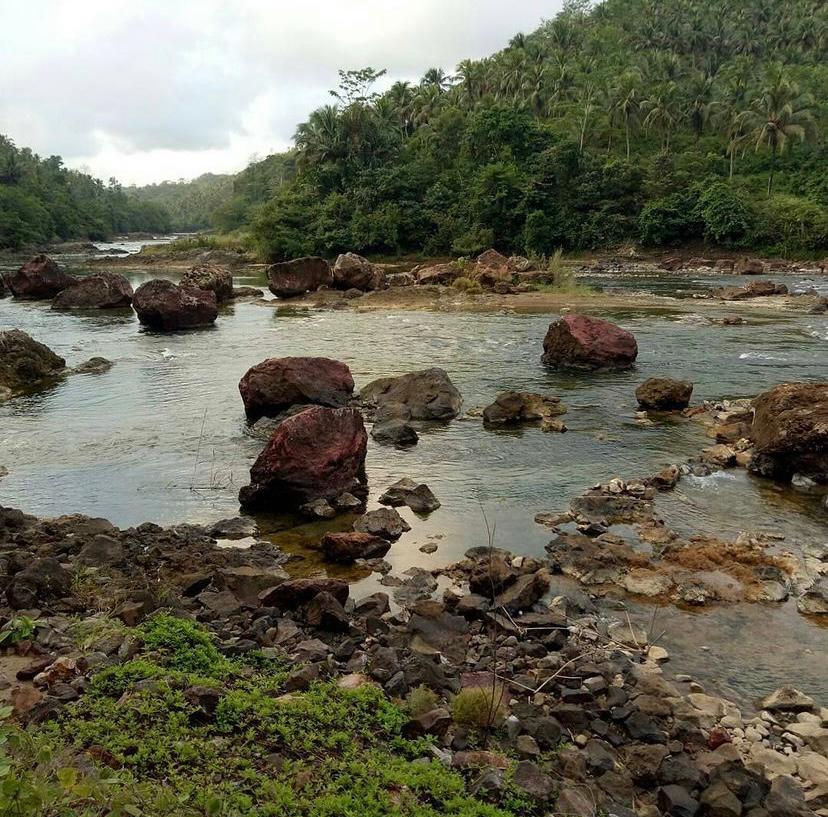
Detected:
[{"left": 1, "top": 253, "right": 826, "bottom": 704}]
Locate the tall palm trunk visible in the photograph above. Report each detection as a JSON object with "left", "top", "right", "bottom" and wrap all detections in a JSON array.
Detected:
[{"left": 767, "top": 141, "right": 776, "bottom": 196}]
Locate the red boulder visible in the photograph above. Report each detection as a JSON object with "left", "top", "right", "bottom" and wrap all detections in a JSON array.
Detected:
[
  {"left": 133, "top": 279, "right": 218, "bottom": 330},
  {"left": 542, "top": 314, "right": 638, "bottom": 371},
  {"left": 6, "top": 255, "right": 77, "bottom": 299},
  {"left": 267, "top": 256, "right": 333, "bottom": 298},
  {"left": 52, "top": 272, "right": 134, "bottom": 309}
]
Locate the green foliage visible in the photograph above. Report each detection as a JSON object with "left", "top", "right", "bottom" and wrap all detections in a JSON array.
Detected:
[
  {"left": 638, "top": 191, "right": 701, "bottom": 245},
  {"left": 452, "top": 277, "right": 483, "bottom": 294},
  {"left": 140, "top": 613, "right": 234, "bottom": 676},
  {"left": 753, "top": 194, "right": 828, "bottom": 255},
  {"left": 0, "top": 615, "right": 37, "bottom": 647},
  {"left": 405, "top": 685, "right": 441, "bottom": 717},
  {"left": 694, "top": 182, "right": 755, "bottom": 245},
  {"left": 451, "top": 685, "right": 506, "bottom": 729},
  {"left": 127, "top": 173, "right": 234, "bottom": 232}
]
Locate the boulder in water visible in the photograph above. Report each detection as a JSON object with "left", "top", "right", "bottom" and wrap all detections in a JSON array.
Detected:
[
  {"left": 0, "top": 330, "right": 66, "bottom": 398},
  {"left": 239, "top": 357, "right": 354, "bottom": 422},
  {"left": 712, "top": 280, "right": 787, "bottom": 301},
  {"left": 238, "top": 406, "right": 367, "bottom": 512},
  {"left": 360, "top": 368, "right": 463, "bottom": 421},
  {"left": 6, "top": 255, "right": 77, "bottom": 299},
  {"left": 635, "top": 378, "right": 693, "bottom": 411},
  {"left": 267, "top": 256, "right": 332, "bottom": 298},
  {"left": 378, "top": 478, "right": 440, "bottom": 514},
  {"left": 181, "top": 263, "right": 234, "bottom": 303},
  {"left": 333, "top": 253, "right": 385, "bottom": 291},
  {"left": 371, "top": 420, "right": 419, "bottom": 447},
  {"left": 320, "top": 531, "right": 391, "bottom": 563},
  {"left": 483, "top": 391, "right": 567, "bottom": 426},
  {"left": 52, "top": 272, "right": 133, "bottom": 309},
  {"left": 542, "top": 314, "right": 638, "bottom": 371},
  {"left": 749, "top": 382, "right": 828, "bottom": 483},
  {"left": 133, "top": 279, "right": 218, "bottom": 330}
]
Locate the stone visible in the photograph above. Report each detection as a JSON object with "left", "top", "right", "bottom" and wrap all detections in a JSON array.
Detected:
[
  {"left": 657, "top": 785, "right": 700, "bottom": 817},
  {"left": 332, "top": 253, "right": 385, "bottom": 291},
  {"left": 371, "top": 420, "right": 419, "bottom": 447},
  {"left": 555, "top": 786, "right": 597, "bottom": 817},
  {"left": 5, "top": 254, "right": 76, "bottom": 299},
  {"left": 261, "top": 577, "right": 348, "bottom": 609},
  {"left": 304, "top": 591, "right": 350, "bottom": 631},
  {"left": 482, "top": 391, "right": 567, "bottom": 426},
  {"left": 797, "top": 577, "right": 828, "bottom": 615},
  {"left": 7, "top": 557, "right": 71, "bottom": 609},
  {"left": 416, "top": 263, "right": 458, "bottom": 285},
  {"left": 759, "top": 687, "right": 816, "bottom": 714},
  {"left": 736, "top": 258, "right": 765, "bottom": 275},
  {"left": 353, "top": 508, "right": 411, "bottom": 541},
  {"left": 238, "top": 406, "right": 367, "bottom": 512},
  {"left": 713, "top": 280, "right": 788, "bottom": 301},
  {"left": 360, "top": 368, "right": 462, "bottom": 421},
  {"left": 52, "top": 272, "right": 133, "bottom": 309},
  {"left": 238, "top": 357, "right": 354, "bottom": 422},
  {"left": 378, "top": 478, "right": 440, "bottom": 514},
  {"left": 495, "top": 570, "right": 550, "bottom": 612},
  {"left": 267, "top": 256, "right": 333, "bottom": 298},
  {"left": 635, "top": 378, "right": 693, "bottom": 410},
  {"left": 749, "top": 383, "right": 828, "bottom": 483},
  {"left": 133, "top": 279, "right": 218, "bottom": 330},
  {"left": 232, "top": 286, "right": 264, "bottom": 299},
  {"left": 542, "top": 314, "right": 638, "bottom": 371},
  {"left": 700, "top": 781, "right": 742, "bottom": 817},
  {"left": 180, "top": 263, "right": 234, "bottom": 303},
  {"left": 73, "top": 357, "right": 113, "bottom": 375},
  {"left": 701, "top": 444, "right": 737, "bottom": 468},
  {"left": 0, "top": 330, "right": 66, "bottom": 396},
  {"left": 472, "top": 249, "right": 511, "bottom": 287},
  {"left": 76, "top": 535, "right": 124, "bottom": 567},
  {"left": 320, "top": 531, "right": 390, "bottom": 563},
  {"left": 513, "top": 760, "right": 553, "bottom": 800}
]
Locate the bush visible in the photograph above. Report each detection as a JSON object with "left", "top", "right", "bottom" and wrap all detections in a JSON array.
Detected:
[
  {"left": 638, "top": 191, "right": 701, "bottom": 245},
  {"left": 752, "top": 194, "right": 828, "bottom": 255},
  {"left": 405, "top": 685, "right": 440, "bottom": 717},
  {"left": 452, "top": 276, "right": 483, "bottom": 294},
  {"left": 450, "top": 685, "right": 506, "bottom": 729},
  {"left": 140, "top": 614, "right": 233, "bottom": 677},
  {"left": 451, "top": 226, "right": 495, "bottom": 257},
  {"left": 694, "top": 182, "right": 756, "bottom": 246}
]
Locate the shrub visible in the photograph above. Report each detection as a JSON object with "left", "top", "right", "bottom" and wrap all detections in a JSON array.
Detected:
[
  {"left": 453, "top": 276, "right": 483, "bottom": 294},
  {"left": 451, "top": 226, "right": 495, "bottom": 257},
  {"left": 140, "top": 614, "right": 233, "bottom": 677},
  {"left": 752, "top": 194, "right": 828, "bottom": 255},
  {"left": 694, "top": 182, "right": 755, "bottom": 246},
  {"left": 450, "top": 685, "right": 506, "bottom": 729},
  {"left": 638, "top": 191, "right": 701, "bottom": 245},
  {"left": 405, "top": 685, "right": 440, "bottom": 717}
]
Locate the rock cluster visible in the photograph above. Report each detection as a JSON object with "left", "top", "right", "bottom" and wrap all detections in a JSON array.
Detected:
[
  {"left": 712, "top": 281, "right": 789, "bottom": 300},
  {"left": 482, "top": 391, "right": 568, "bottom": 429}
]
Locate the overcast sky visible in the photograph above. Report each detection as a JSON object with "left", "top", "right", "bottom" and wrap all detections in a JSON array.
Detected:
[{"left": 1, "top": 1, "right": 559, "bottom": 186}]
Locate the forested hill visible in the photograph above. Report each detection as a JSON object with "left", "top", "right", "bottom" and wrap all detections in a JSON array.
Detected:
[
  {"left": 0, "top": 135, "right": 171, "bottom": 250},
  {"left": 247, "top": 0, "right": 827, "bottom": 260}
]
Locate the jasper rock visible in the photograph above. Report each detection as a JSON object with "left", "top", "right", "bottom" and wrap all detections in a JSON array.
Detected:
[
  {"left": 472, "top": 249, "right": 511, "bottom": 287},
  {"left": 239, "top": 406, "right": 367, "bottom": 512},
  {"left": 542, "top": 314, "right": 638, "bottom": 371},
  {"left": 6, "top": 255, "right": 77, "bottom": 299},
  {"left": 7, "top": 557, "right": 71, "bottom": 609},
  {"left": 749, "top": 383, "right": 828, "bottom": 483},
  {"left": 635, "top": 378, "right": 693, "bottom": 410},
  {"left": 267, "top": 256, "right": 332, "bottom": 298},
  {"left": 0, "top": 330, "right": 66, "bottom": 396},
  {"left": 378, "top": 478, "right": 440, "bottom": 514},
  {"left": 371, "top": 420, "right": 419, "bottom": 447},
  {"left": 333, "top": 253, "right": 385, "bottom": 291},
  {"left": 483, "top": 391, "right": 567, "bottom": 426},
  {"left": 238, "top": 357, "right": 354, "bottom": 422},
  {"left": 360, "top": 368, "right": 463, "bottom": 421},
  {"left": 354, "top": 508, "right": 411, "bottom": 541},
  {"left": 260, "top": 577, "right": 349, "bottom": 609},
  {"left": 52, "top": 272, "right": 134, "bottom": 309},
  {"left": 320, "top": 531, "right": 390, "bottom": 563},
  {"left": 133, "top": 279, "right": 218, "bottom": 330},
  {"left": 181, "top": 263, "right": 234, "bottom": 303}
]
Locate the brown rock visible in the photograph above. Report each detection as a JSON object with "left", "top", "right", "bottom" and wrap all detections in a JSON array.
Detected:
[
  {"left": 267, "top": 256, "right": 333, "bottom": 298},
  {"left": 542, "top": 314, "right": 638, "bottom": 371},
  {"left": 636, "top": 378, "right": 693, "bottom": 410},
  {"left": 6, "top": 255, "right": 76, "bottom": 299},
  {"left": 320, "top": 531, "right": 390, "bottom": 563},
  {"left": 482, "top": 391, "right": 567, "bottom": 426},
  {"left": 52, "top": 272, "right": 133, "bottom": 309},
  {"left": 133, "top": 279, "right": 218, "bottom": 330},
  {"left": 181, "top": 263, "right": 234, "bottom": 303},
  {"left": 0, "top": 330, "right": 66, "bottom": 397},
  {"left": 332, "top": 253, "right": 385, "bottom": 291}
]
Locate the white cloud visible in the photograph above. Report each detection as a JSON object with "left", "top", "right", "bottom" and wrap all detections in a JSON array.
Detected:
[{"left": 0, "top": 0, "right": 559, "bottom": 185}]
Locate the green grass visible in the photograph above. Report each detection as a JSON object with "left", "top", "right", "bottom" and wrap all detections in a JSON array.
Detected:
[
  {"left": 140, "top": 232, "right": 257, "bottom": 259},
  {"left": 2, "top": 615, "right": 532, "bottom": 817}
]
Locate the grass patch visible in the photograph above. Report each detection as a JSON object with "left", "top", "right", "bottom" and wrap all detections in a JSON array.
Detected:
[{"left": 140, "top": 232, "right": 257, "bottom": 259}]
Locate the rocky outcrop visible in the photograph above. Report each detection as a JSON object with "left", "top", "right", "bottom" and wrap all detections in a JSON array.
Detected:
[
  {"left": 635, "top": 378, "right": 693, "bottom": 410},
  {"left": 0, "top": 330, "right": 66, "bottom": 399},
  {"left": 52, "top": 272, "right": 134, "bottom": 309},
  {"left": 181, "top": 263, "right": 234, "bottom": 303},
  {"left": 333, "top": 253, "right": 385, "bottom": 291},
  {"left": 360, "top": 368, "right": 463, "bottom": 421},
  {"left": 749, "top": 383, "right": 828, "bottom": 483},
  {"left": 415, "top": 264, "right": 458, "bottom": 286},
  {"left": 238, "top": 406, "right": 367, "bottom": 512},
  {"left": 482, "top": 391, "right": 567, "bottom": 427},
  {"left": 472, "top": 249, "right": 511, "bottom": 287},
  {"left": 320, "top": 531, "right": 390, "bottom": 563},
  {"left": 267, "top": 257, "right": 333, "bottom": 298},
  {"left": 238, "top": 357, "right": 354, "bottom": 423},
  {"left": 542, "top": 314, "right": 638, "bottom": 371},
  {"left": 712, "top": 280, "right": 788, "bottom": 300},
  {"left": 5, "top": 254, "right": 77, "bottom": 299},
  {"left": 133, "top": 279, "right": 218, "bottom": 330}
]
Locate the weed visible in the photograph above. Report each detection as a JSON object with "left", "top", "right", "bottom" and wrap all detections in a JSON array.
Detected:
[
  {"left": 453, "top": 276, "right": 483, "bottom": 294},
  {"left": 451, "top": 685, "right": 506, "bottom": 730},
  {"left": 405, "top": 685, "right": 440, "bottom": 717},
  {"left": 0, "top": 615, "right": 37, "bottom": 647}
]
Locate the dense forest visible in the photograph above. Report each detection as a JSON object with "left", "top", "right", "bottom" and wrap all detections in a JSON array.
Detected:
[
  {"left": 0, "top": 135, "right": 171, "bottom": 250},
  {"left": 245, "top": 0, "right": 827, "bottom": 259}
]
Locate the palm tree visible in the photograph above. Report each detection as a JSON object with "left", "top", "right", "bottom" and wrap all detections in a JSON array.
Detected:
[
  {"left": 455, "top": 59, "right": 486, "bottom": 109},
  {"left": 643, "top": 85, "right": 680, "bottom": 150},
  {"left": 294, "top": 105, "right": 343, "bottom": 168},
  {"left": 576, "top": 83, "right": 597, "bottom": 153},
  {"left": 610, "top": 79, "right": 642, "bottom": 160},
  {"left": 421, "top": 67, "right": 452, "bottom": 94},
  {"left": 742, "top": 67, "right": 815, "bottom": 194}
]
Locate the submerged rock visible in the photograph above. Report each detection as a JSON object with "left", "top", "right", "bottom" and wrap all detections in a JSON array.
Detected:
[
  {"left": 320, "top": 531, "right": 391, "bottom": 563},
  {"left": 360, "top": 368, "right": 463, "bottom": 421},
  {"left": 482, "top": 391, "right": 567, "bottom": 426},
  {"left": 333, "top": 253, "right": 385, "bottom": 291},
  {"left": 378, "top": 478, "right": 440, "bottom": 514},
  {"left": 6, "top": 254, "right": 77, "bottom": 299},
  {"left": 133, "top": 279, "right": 218, "bottom": 330},
  {"left": 232, "top": 286, "right": 264, "bottom": 299},
  {"left": 370, "top": 420, "right": 419, "bottom": 447},
  {"left": 542, "top": 314, "right": 638, "bottom": 371},
  {"left": 0, "top": 329, "right": 66, "bottom": 397},
  {"left": 267, "top": 256, "right": 332, "bottom": 298},
  {"left": 354, "top": 508, "right": 411, "bottom": 541},
  {"left": 52, "top": 272, "right": 133, "bottom": 309},
  {"left": 181, "top": 263, "right": 234, "bottom": 303},
  {"left": 238, "top": 357, "right": 354, "bottom": 423},
  {"left": 73, "top": 357, "right": 114, "bottom": 375},
  {"left": 238, "top": 406, "right": 367, "bottom": 512},
  {"left": 636, "top": 378, "right": 694, "bottom": 410}
]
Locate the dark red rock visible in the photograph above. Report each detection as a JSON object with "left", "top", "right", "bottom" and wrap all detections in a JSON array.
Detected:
[
  {"left": 542, "top": 314, "right": 638, "bottom": 371},
  {"left": 181, "top": 263, "right": 233, "bottom": 303},
  {"left": 52, "top": 272, "right": 133, "bottom": 309},
  {"left": 259, "top": 577, "right": 349, "bottom": 608},
  {"left": 6, "top": 255, "right": 77, "bottom": 299},
  {"left": 238, "top": 357, "right": 354, "bottom": 422},
  {"left": 267, "top": 256, "right": 333, "bottom": 298},
  {"left": 238, "top": 406, "right": 367, "bottom": 511},
  {"left": 320, "top": 531, "right": 390, "bottom": 563},
  {"left": 133, "top": 279, "right": 218, "bottom": 330}
]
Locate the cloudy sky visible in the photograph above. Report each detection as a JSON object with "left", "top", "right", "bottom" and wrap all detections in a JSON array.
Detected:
[{"left": 1, "top": 1, "right": 559, "bottom": 186}]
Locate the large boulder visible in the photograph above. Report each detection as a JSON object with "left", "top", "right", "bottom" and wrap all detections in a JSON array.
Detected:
[
  {"left": 181, "top": 263, "right": 234, "bottom": 303},
  {"left": 239, "top": 357, "right": 354, "bottom": 422},
  {"left": 238, "top": 406, "right": 368, "bottom": 511},
  {"left": 735, "top": 257, "right": 765, "bottom": 275},
  {"left": 542, "top": 314, "right": 638, "bottom": 371},
  {"left": 360, "top": 368, "right": 463, "bottom": 421},
  {"left": 267, "top": 257, "right": 332, "bottom": 298},
  {"left": 52, "top": 272, "right": 134, "bottom": 309},
  {"left": 635, "top": 378, "right": 693, "bottom": 410},
  {"left": 133, "top": 279, "right": 218, "bottom": 330},
  {"left": 0, "top": 330, "right": 66, "bottom": 398},
  {"left": 333, "top": 253, "right": 385, "bottom": 291},
  {"left": 320, "top": 531, "right": 390, "bottom": 563},
  {"left": 712, "top": 280, "right": 788, "bottom": 301},
  {"left": 472, "top": 249, "right": 511, "bottom": 287},
  {"left": 415, "top": 264, "right": 458, "bottom": 286},
  {"left": 482, "top": 392, "right": 567, "bottom": 426},
  {"left": 6, "top": 255, "right": 77, "bottom": 299},
  {"left": 749, "top": 383, "right": 828, "bottom": 483}
]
